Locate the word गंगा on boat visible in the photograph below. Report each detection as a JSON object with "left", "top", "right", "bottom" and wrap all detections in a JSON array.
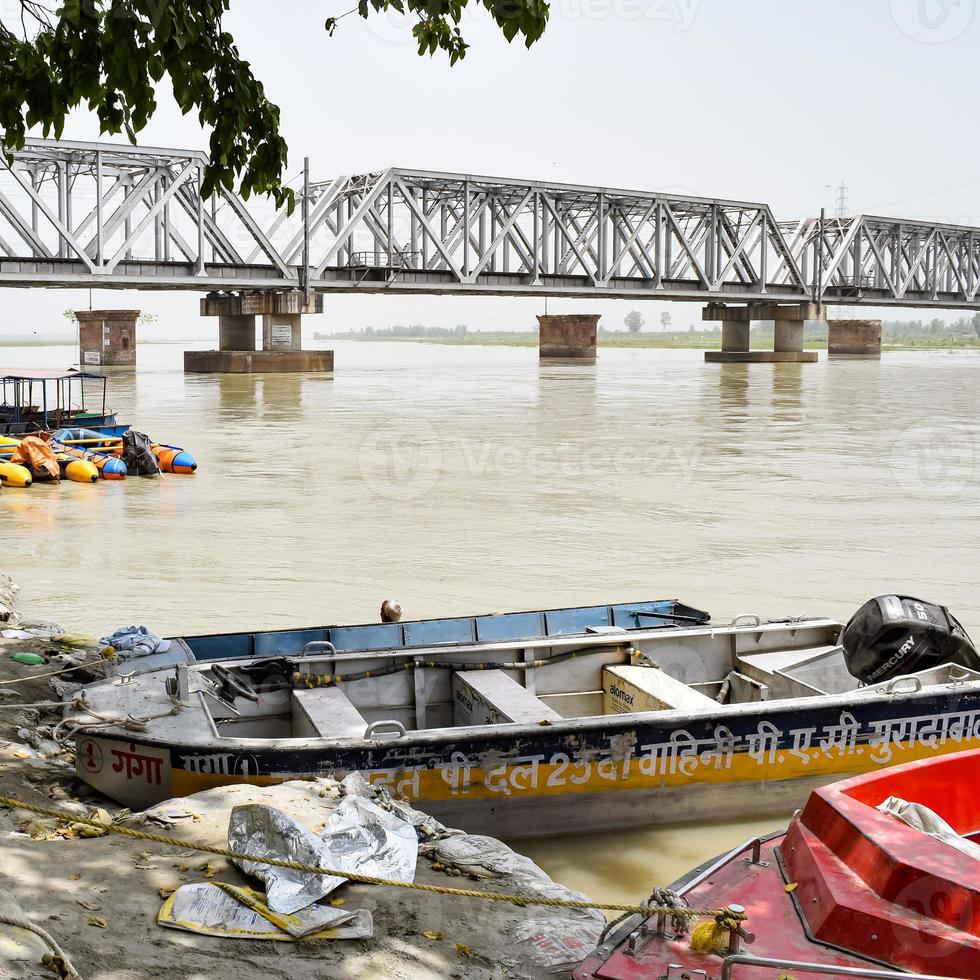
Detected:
[{"left": 67, "top": 595, "right": 980, "bottom": 837}]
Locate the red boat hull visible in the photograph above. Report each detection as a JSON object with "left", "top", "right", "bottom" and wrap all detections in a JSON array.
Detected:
[{"left": 576, "top": 748, "right": 980, "bottom": 979}]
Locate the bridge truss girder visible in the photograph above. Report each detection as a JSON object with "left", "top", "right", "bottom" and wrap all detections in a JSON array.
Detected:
[{"left": 0, "top": 140, "right": 979, "bottom": 309}]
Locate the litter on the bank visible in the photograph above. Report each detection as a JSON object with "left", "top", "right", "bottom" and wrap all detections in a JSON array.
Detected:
[
  {"left": 17, "top": 803, "right": 112, "bottom": 841},
  {"left": 227, "top": 794, "right": 417, "bottom": 915},
  {"left": 157, "top": 882, "right": 373, "bottom": 941},
  {"left": 96, "top": 625, "right": 170, "bottom": 659},
  {"left": 1, "top": 629, "right": 33, "bottom": 640},
  {"left": 227, "top": 805, "right": 335, "bottom": 914},
  {"left": 321, "top": 794, "right": 417, "bottom": 882},
  {"left": 14, "top": 620, "right": 64, "bottom": 640},
  {"left": 51, "top": 633, "right": 97, "bottom": 650},
  {"left": 9, "top": 652, "right": 44, "bottom": 666}
]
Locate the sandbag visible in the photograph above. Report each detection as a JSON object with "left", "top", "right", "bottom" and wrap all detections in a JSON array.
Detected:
[{"left": 0, "top": 883, "right": 67, "bottom": 980}]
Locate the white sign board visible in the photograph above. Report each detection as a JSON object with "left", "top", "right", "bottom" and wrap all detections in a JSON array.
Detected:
[
  {"left": 83, "top": 350, "right": 101, "bottom": 365},
  {"left": 270, "top": 324, "right": 293, "bottom": 349}
]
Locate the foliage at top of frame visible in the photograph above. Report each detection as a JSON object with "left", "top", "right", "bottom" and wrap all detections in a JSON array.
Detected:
[{"left": 0, "top": 0, "right": 549, "bottom": 213}]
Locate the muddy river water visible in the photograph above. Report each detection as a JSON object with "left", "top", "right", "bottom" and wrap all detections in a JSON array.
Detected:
[{"left": 3, "top": 340, "right": 979, "bottom": 903}]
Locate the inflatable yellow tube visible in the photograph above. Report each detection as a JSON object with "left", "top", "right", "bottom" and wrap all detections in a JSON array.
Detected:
[
  {"left": 61, "top": 458, "right": 99, "bottom": 484},
  {"left": 0, "top": 460, "right": 32, "bottom": 488},
  {"left": 54, "top": 442, "right": 126, "bottom": 479}
]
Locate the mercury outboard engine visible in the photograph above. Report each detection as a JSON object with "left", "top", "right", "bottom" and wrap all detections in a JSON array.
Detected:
[{"left": 841, "top": 595, "right": 980, "bottom": 684}]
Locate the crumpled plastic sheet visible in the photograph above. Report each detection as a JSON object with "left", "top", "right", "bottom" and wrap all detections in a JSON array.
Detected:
[
  {"left": 228, "top": 793, "right": 418, "bottom": 915},
  {"left": 228, "top": 805, "right": 334, "bottom": 915},
  {"left": 878, "top": 795, "right": 980, "bottom": 860},
  {"left": 15, "top": 620, "right": 64, "bottom": 640},
  {"left": 97, "top": 625, "right": 170, "bottom": 659},
  {"left": 422, "top": 833, "right": 605, "bottom": 974}
]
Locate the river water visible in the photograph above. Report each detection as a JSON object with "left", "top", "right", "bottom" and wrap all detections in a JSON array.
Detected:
[{"left": 3, "top": 340, "right": 979, "bottom": 903}]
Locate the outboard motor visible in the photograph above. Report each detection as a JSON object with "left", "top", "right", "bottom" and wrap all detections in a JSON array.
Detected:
[{"left": 842, "top": 595, "right": 980, "bottom": 684}]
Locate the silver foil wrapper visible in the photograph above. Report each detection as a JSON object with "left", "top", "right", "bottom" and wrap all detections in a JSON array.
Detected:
[{"left": 228, "top": 795, "right": 417, "bottom": 915}]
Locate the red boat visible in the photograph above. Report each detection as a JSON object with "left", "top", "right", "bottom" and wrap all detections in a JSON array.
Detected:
[{"left": 575, "top": 748, "right": 980, "bottom": 980}]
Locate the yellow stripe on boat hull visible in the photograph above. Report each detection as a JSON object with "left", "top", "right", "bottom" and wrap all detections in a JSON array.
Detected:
[{"left": 165, "top": 733, "right": 980, "bottom": 805}]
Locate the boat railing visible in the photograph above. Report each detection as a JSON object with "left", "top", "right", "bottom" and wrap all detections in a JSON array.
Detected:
[
  {"left": 720, "top": 954, "right": 963, "bottom": 980},
  {"left": 678, "top": 835, "right": 774, "bottom": 895},
  {"left": 188, "top": 633, "right": 650, "bottom": 672}
]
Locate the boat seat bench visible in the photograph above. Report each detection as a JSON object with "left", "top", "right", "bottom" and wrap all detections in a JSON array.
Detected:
[
  {"left": 602, "top": 665, "right": 718, "bottom": 714},
  {"left": 738, "top": 645, "right": 853, "bottom": 697},
  {"left": 452, "top": 670, "right": 562, "bottom": 726},
  {"left": 291, "top": 687, "right": 367, "bottom": 738}
]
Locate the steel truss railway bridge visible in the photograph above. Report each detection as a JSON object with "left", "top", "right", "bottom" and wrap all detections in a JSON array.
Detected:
[
  {"left": 3, "top": 137, "right": 979, "bottom": 308},
  {"left": 1, "top": 138, "right": 976, "bottom": 368}
]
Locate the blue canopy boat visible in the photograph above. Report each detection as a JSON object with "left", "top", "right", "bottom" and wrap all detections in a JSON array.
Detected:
[{"left": 0, "top": 368, "right": 116, "bottom": 434}]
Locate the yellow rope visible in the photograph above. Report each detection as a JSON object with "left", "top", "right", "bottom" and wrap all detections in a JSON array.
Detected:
[
  {"left": 0, "top": 794, "right": 729, "bottom": 920},
  {"left": 689, "top": 907, "right": 748, "bottom": 954}
]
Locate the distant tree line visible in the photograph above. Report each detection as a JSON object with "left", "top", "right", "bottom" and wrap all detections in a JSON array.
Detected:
[
  {"left": 751, "top": 315, "right": 980, "bottom": 342},
  {"left": 365, "top": 324, "right": 468, "bottom": 338},
  {"left": 879, "top": 314, "right": 980, "bottom": 339},
  {"left": 316, "top": 324, "right": 469, "bottom": 339},
  {"left": 315, "top": 314, "right": 980, "bottom": 344}
]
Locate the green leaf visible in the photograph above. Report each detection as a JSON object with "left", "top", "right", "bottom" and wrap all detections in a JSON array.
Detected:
[{"left": 0, "top": 0, "right": 551, "bottom": 209}]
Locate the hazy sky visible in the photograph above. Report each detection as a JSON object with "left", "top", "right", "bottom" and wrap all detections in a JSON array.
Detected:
[{"left": 9, "top": 0, "right": 980, "bottom": 338}]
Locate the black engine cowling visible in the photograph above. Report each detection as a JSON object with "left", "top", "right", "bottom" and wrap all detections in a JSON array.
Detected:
[{"left": 841, "top": 595, "right": 980, "bottom": 684}]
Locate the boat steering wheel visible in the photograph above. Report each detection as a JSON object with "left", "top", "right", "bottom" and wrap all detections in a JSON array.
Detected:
[{"left": 210, "top": 664, "right": 260, "bottom": 704}]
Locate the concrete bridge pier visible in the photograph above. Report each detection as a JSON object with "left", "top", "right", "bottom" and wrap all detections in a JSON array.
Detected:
[
  {"left": 702, "top": 303, "right": 751, "bottom": 353},
  {"left": 217, "top": 314, "right": 256, "bottom": 352},
  {"left": 828, "top": 319, "right": 882, "bottom": 358},
  {"left": 185, "top": 292, "right": 333, "bottom": 373},
  {"left": 537, "top": 314, "right": 599, "bottom": 361},
  {"left": 703, "top": 302, "right": 823, "bottom": 363},
  {"left": 76, "top": 309, "right": 140, "bottom": 368}
]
